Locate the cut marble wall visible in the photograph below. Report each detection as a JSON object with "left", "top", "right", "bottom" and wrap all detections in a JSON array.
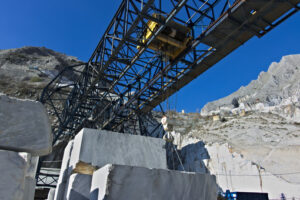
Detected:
[{"left": 206, "top": 143, "right": 300, "bottom": 199}]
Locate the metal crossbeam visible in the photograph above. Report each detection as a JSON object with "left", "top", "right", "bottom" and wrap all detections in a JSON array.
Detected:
[
  {"left": 41, "top": 0, "right": 243, "bottom": 142},
  {"left": 38, "top": 0, "right": 299, "bottom": 188}
]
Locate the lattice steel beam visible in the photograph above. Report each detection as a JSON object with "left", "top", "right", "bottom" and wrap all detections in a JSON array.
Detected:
[{"left": 38, "top": 0, "right": 299, "bottom": 187}]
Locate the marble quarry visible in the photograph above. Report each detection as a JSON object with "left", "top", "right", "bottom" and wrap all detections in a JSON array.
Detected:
[{"left": 52, "top": 128, "right": 218, "bottom": 200}]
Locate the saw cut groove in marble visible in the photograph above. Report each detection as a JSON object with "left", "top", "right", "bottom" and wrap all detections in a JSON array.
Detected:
[
  {"left": 0, "top": 93, "right": 52, "bottom": 155},
  {"left": 90, "top": 164, "right": 218, "bottom": 200}
]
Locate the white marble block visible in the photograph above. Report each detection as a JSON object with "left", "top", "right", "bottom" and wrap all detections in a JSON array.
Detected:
[
  {"left": 64, "top": 174, "right": 92, "bottom": 200},
  {"left": 47, "top": 188, "right": 56, "bottom": 200},
  {"left": 69, "top": 128, "right": 167, "bottom": 170},
  {"left": 54, "top": 141, "right": 74, "bottom": 200},
  {"left": 90, "top": 164, "right": 218, "bottom": 200},
  {"left": 24, "top": 177, "right": 37, "bottom": 200},
  {"left": 0, "top": 150, "right": 38, "bottom": 200},
  {"left": 0, "top": 93, "right": 52, "bottom": 156},
  {"left": 24, "top": 155, "right": 38, "bottom": 200}
]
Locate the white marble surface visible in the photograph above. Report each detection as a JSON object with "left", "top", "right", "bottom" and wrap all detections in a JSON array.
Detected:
[
  {"left": 0, "top": 93, "right": 52, "bottom": 155},
  {"left": 90, "top": 164, "right": 218, "bottom": 200},
  {"left": 206, "top": 143, "right": 300, "bottom": 199},
  {"left": 64, "top": 174, "right": 92, "bottom": 200},
  {"left": 70, "top": 128, "right": 167, "bottom": 170},
  {"left": 24, "top": 155, "right": 38, "bottom": 200},
  {"left": 47, "top": 188, "right": 56, "bottom": 200},
  {"left": 54, "top": 141, "right": 74, "bottom": 200},
  {"left": 0, "top": 150, "right": 37, "bottom": 200}
]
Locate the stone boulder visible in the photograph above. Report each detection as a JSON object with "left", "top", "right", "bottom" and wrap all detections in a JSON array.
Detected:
[
  {"left": 0, "top": 150, "right": 38, "bottom": 200},
  {"left": 0, "top": 93, "right": 52, "bottom": 155},
  {"left": 69, "top": 128, "right": 167, "bottom": 171},
  {"left": 54, "top": 128, "right": 167, "bottom": 200},
  {"left": 90, "top": 164, "right": 218, "bottom": 200}
]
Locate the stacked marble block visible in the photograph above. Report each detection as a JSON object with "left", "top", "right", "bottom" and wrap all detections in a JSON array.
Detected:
[
  {"left": 52, "top": 128, "right": 218, "bottom": 200},
  {"left": 0, "top": 93, "right": 52, "bottom": 200}
]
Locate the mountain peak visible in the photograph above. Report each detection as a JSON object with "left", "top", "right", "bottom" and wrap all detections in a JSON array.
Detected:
[{"left": 201, "top": 54, "right": 300, "bottom": 118}]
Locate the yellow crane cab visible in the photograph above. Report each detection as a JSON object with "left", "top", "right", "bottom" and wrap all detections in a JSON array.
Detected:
[{"left": 138, "top": 13, "right": 192, "bottom": 60}]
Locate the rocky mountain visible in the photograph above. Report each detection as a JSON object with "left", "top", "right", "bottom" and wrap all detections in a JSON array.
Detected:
[
  {"left": 158, "top": 54, "right": 300, "bottom": 199},
  {"left": 0, "top": 47, "right": 84, "bottom": 171},
  {"left": 0, "top": 46, "right": 82, "bottom": 99},
  {"left": 201, "top": 54, "right": 300, "bottom": 123}
]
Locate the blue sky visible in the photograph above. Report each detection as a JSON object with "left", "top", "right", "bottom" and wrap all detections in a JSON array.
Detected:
[{"left": 1, "top": 0, "right": 300, "bottom": 112}]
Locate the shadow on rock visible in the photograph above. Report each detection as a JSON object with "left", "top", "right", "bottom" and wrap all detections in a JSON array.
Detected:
[{"left": 167, "top": 141, "right": 210, "bottom": 173}]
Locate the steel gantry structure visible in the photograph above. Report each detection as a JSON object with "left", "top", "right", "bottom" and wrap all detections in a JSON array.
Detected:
[{"left": 37, "top": 0, "right": 299, "bottom": 187}]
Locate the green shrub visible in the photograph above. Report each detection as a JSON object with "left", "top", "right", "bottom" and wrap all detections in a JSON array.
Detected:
[{"left": 30, "top": 76, "right": 43, "bottom": 82}]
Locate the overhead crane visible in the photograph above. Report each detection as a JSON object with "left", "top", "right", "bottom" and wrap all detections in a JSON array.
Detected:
[{"left": 37, "top": 0, "right": 300, "bottom": 187}]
